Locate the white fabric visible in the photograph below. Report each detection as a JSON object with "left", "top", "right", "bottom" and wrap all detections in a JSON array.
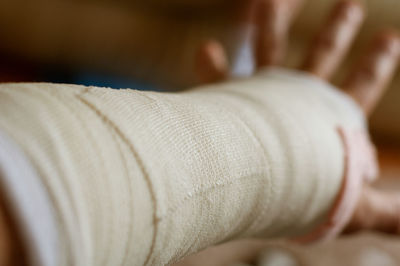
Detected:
[{"left": 0, "top": 68, "right": 365, "bottom": 266}]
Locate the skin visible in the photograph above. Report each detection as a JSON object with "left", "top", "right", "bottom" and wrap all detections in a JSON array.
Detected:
[
  {"left": 342, "top": 30, "right": 400, "bottom": 115},
  {"left": 0, "top": 0, "right": 399, "bottom": 265},
  {"left": 301, "top": 0, "right": 366, "bottom": 80},
  {"left": 254, "top": 0, "right": 305, "bottom": 67},
  {"left": 195, "top": 40, "right": 229, "bottom": 83},
  {"left": 194, "top": 0, "right": 400, "bottom": 235}
]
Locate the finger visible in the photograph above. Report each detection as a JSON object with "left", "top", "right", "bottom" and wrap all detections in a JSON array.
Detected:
[
  {"left": 254, "top": 0, "right": 292, "bottom": 68},
  {"left": 194, "top": 40, "right": 229, "bottom": 84},
  {"left": 287, "top": 0, "right": 306, "bottom": 20},
  {"left": 345, "top": 186, "right": 400, "bottom": 234},
  {"left": 342, "top": 30, "right": 400, "bottom": 115},
  {"left": 301, "top": 0, "right": 365, "bottom": 80}
]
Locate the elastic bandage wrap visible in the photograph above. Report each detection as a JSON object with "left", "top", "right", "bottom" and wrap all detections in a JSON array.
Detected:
[{"left": 0, "top": 68, "right": 366, "bottom": 266}]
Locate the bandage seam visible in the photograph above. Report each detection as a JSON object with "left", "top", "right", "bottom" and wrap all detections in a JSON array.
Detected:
[{"left": 77, "top": 89, "right": 159, "bottom": 266}]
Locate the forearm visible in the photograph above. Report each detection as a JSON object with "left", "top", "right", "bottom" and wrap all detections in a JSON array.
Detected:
[{"left": 0, "top": 69, "right": 365, "bottom": 265}]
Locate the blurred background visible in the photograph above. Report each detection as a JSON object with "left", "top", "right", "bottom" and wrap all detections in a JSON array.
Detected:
[
  {"left": 1, "top": 0, "right": 400, "bottom": 144},
  {"left": 1, "top": 0, "right": 400, "bottom": 265}
]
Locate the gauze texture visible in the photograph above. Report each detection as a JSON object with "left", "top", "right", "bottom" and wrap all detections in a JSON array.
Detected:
[{"left": 0, "top": 68, "right": 365, "bottom": 266}]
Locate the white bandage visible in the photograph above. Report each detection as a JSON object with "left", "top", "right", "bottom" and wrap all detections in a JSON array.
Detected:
[{"left": 0, "top": 68, "right": 365, "bottom": 266}]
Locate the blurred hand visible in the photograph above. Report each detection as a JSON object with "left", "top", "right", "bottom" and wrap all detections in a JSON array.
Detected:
[
  {"left": 0, "top": 0, "right": 305, "bottom": 88},
  {"left": 195, "top": 0, "right": 400, "bottom": 235}
]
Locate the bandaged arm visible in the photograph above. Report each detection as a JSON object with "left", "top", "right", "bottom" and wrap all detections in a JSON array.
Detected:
[{"left": 0, "top": 68, "right": 371, "bottom": 266}]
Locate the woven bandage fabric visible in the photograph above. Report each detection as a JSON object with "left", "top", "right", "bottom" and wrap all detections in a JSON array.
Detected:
[{"left": 0, "top": 68, "right": 365, "bottom": 266}]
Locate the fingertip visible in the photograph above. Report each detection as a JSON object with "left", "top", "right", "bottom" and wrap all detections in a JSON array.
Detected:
[
  {"left": 331, "top": 0, "right": 366, "bottom": 25},
  {"left": 195, "top": 40, "right": 228, "bottom": 84},
  {"left": 337, "top": 0, "right": 366, "bottom": 17},
  {"left": 374, "top": 29, "right": 400, "bottom": 56}
]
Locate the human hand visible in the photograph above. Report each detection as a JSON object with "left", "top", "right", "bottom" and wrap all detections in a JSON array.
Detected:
[{"left": 195, "top": 0, "right": 400, "bottom": 235}]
